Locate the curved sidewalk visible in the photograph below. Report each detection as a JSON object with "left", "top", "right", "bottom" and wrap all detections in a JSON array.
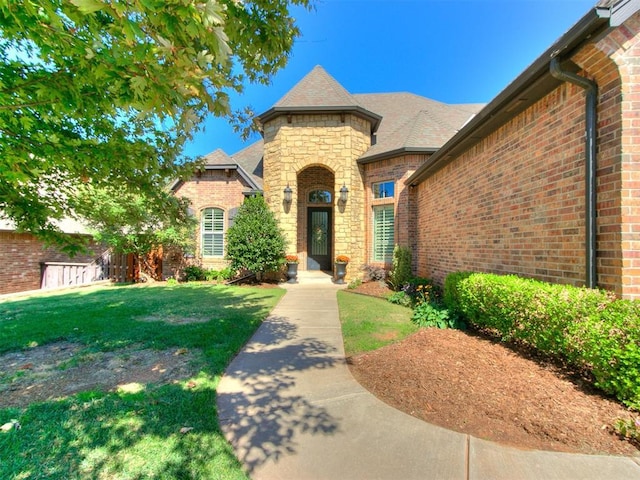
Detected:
[{"left": 217, "top": 275, "right": 640, "bottom": 480}]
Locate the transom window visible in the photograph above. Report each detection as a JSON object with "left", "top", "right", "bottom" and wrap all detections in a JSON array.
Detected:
[
  {"left": 308, "top": 190, "right": 332, "bottom": 204},
  {"left": 202, "top": 207, "right": 224, "bottom": 257},
  {"left": 373, "top": 181, "right": 394, "bottom": 199},
  {"left": 373, "top": 204, "right": 394, "bottom": 262}
]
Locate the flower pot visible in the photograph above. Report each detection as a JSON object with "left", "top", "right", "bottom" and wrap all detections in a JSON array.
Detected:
[
  {"left": 286, "top": 262, "right": 298, "bottom": 283},
  {"left": 334, "top": 262, "right": 347, "bottom": 284}
]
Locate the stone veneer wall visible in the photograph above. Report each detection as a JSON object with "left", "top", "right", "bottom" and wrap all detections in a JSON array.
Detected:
[
  {"left": 170, "top": 170, "right": 250, "bottom": 274},
  {"left": 413, "top": 12, "right": 640, "bottom": 299},
  {"left": 262, "top": 113, "right": 371, "bottom": 277}
]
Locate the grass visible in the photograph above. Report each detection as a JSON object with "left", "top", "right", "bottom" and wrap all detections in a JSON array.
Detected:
[
  {"left": 337, "top": 290, "right": 419, "bottom": 356},
  {"left": 0, "top": 283, "right": 285, "bottom": 480}
]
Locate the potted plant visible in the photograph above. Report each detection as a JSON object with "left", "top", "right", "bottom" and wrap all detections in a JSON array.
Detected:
[
  {"left": 334, "top": 255, "right": 349, "bottom": 284},
  {"left": 285, "top": 254, "right": 299, "bottom": 283}
]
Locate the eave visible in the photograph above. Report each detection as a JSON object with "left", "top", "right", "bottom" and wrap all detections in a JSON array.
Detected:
[
  {"left": 257, "top": 105, "right": 383, "bottom": 134},
  {"left": 406, "top": 4, "right": 618, "bottom": 186}
]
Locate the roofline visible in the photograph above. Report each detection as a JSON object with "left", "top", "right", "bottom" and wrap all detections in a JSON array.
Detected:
[
  {"left": 257, "top": 105, "right": 383, "bottom": 133},
  {"left": 406, "top": 2, "right": 625, "bottom": 186},
  {"left": 358, "top": 147, "right": 438, "bottom": 165},
  {"left": 169, "top": 163, "right": 261, "bottom": 192}
]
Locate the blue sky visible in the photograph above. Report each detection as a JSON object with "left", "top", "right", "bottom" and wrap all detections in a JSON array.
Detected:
[{"left": 184, "top": 0, "right": 595, "bottom": 158}]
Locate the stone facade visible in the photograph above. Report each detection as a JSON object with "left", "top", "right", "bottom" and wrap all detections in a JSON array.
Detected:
[{"left": 262, "top": 113, "right": 371, "bottom": 278}]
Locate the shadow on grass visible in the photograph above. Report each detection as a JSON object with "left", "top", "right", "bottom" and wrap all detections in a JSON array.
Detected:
[
  {"left": 0, "top": 283, "right": 287, "bottom": 479},
  {"left": 217, "top": 316, "right": 341, "bottom": 473},
  {"left": 1, "top": 383, "right": 247, "bottom": 479}
]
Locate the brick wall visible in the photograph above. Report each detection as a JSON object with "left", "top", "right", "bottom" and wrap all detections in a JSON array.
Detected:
[
  {"left": 0, "top": 231, "right": 99, "bottom": 295},
  {"left": 362, "top": 154, "right": 428, "bottom": 268},
  {"left": 171, "top": 169, "right": 251, "bottom": 273},
  {"left": 413, "top": 14, "right": 640, "bottom": 299},
  {"left": 591, "top": 11, "right": 640, "bottom": 298}
]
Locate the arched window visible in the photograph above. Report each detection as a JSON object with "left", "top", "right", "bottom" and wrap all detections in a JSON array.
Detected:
[
  {"left": 308, "top": 190, "right": 332, "bottom": 204},
  {"left": 202, "top": 208, "right": 224, "bottom": 257}
]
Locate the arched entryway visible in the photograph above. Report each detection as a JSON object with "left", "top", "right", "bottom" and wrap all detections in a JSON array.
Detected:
[{"left": 297, "top": 166, "right": 335, "bottom": 271}]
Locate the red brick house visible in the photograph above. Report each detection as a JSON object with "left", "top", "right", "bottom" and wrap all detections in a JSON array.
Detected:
[{"left": 173, "top": 0, "right": 640, "bottom": 299}]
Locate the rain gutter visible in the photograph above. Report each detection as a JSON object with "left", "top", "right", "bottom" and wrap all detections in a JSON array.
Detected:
[{"left": 549, "top": 57, "right": 598, "bottom": 289}]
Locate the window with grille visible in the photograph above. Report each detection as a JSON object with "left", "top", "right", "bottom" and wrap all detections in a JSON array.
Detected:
[
  {"left": 373, "top": 204, "right": 394, "bottom": 262},
  {"left": 202, "top": 208, "right": 224, "bottom": 257}
]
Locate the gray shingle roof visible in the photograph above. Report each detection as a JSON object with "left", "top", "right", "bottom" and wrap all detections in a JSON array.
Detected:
[
  {"left": 231, "top": 140, "right": 264, "bottom": 190},
  {"left": 257, "top": 65, "right": 382, "bottom": 131},
  {"left": 203, "top": 66, "right": 485, "bottom": 182},
  {"left": 202, "top": 148, "right": 233, "bottom": 165},
  {"left": 356, "top": 93, "right": 483, "bottom": 161},
  {"left": 273, "top": 65, "right": 363, "bottom": 109}
]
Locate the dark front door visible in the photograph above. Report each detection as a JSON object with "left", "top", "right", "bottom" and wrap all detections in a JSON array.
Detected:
[{"left": 307, "top": 207, "right": 332, "bottom": 270}]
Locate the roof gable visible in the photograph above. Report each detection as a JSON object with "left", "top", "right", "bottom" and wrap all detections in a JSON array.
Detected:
[
  {"left": 257, "top": 65, "right": 382, "bottom": 131},
  {"left": 274, "top": 65, "right": 362, "bottom": 109}
]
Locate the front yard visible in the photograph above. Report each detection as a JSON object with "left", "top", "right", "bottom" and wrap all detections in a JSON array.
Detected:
[{"left": 0, "top": 283, "right": 284, "bottom": 480}]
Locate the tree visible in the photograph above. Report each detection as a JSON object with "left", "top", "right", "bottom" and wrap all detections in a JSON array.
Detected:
[
  {"left": 75, "top": 184, "right": 196, "bottom": 259},
  {"left": 0, "top": 0, "right": 310, "bottom": 252},
  {"left": 226, "top": 195, "right": 286, "bottom": 279}
]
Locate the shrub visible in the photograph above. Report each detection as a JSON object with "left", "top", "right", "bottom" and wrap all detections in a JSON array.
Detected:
[
  {"left": 411, "top": 302, "right": 464, "bottom": 329},
  {"left": 388, "top": 245, "right": 412, "bottom": 290},
  {"left": 387, "top": 290, "right": 411, "bottom": 307},
  {"left": 226, "top": 195, "right": 287, "bottom": 278},
  {"left": 566, "top": 299, "right": 640, "bottom": 409},
  {"left": 362, "top": 264, "right": 387, "bottom": 283},
  {"left": 445, "top": 271, "right": 640, "bottom": 409},
  {"left": 347, "top": 278, "right": 362, "bottom": 289},
  {"left": 183, "top": 264, "right": 206, "bottom": 282},
  {"left": 443, "top": 271, "right": 474, "bottom": 314},
  {"left": 401, "top": 277, "right": 442, "bottom": 306}
]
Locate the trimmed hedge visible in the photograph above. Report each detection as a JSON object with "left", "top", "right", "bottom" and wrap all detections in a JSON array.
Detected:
[{"left": 444, "top": 272, "right": 640, "bottom": 410}]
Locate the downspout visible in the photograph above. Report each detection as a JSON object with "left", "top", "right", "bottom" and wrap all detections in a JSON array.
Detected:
[{"left": 549, "top": 57, "right": 598, "bottom": 289}]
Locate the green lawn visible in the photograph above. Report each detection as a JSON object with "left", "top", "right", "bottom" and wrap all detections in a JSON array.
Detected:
[
  {"left": 337, "top": 290, "right": 419, "bottom": 356},
  {"left": 0, "top": 283, "right": 285, "bottom": 480}
]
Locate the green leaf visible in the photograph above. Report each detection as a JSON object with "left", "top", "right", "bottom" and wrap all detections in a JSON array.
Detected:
[{"left": 70, "top": 0, "right": 105, "bottom": 14}]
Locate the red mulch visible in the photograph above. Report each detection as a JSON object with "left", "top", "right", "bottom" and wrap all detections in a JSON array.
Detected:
[{"left": 345, "top": 281, "right": 639, "bottom": 456}]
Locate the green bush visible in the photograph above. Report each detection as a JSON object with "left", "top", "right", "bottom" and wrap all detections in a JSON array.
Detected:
[
  {"left": 444, "top": 271, "right": 640, "bottom": 409},
  {"left": 402, "top": 277, "right": 442, "bottom": 306},
  {"left": 388, "top": 245, "right": 412, "bottom": 290},
  {"left": 387, "top": 290, "right": 411, "bottom": 307},
  {"left": 443, "top": 271, "right": 473, "bottom": 314},
  {"left": 225, "top": 195, "right": 287, "bottom": 278},
  {"left": 567, "top": 299, "right": 640, "bottom": 409},
  {"left": 411, "top": 302, "right": 464, "bottom": 330},
  {"left": 183, "top": 265, "right": 206, "bottom": 282}
]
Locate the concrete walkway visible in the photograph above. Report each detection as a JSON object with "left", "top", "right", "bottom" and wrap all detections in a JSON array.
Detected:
[{"left": 217, "top": 272, "right": 640, "bottom": 480}]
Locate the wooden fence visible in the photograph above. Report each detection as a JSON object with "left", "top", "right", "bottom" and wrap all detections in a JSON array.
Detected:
[{"left": 40, "top": 251, "right": 137, "bottom": 289}]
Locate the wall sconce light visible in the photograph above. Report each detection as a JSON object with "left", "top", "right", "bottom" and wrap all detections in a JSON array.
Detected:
[
  {"left": 283, "top": 184, "right": 293, "bottom": 205},
  {"left": 339, "top": 184, "right": 349, "bottom": 204}
]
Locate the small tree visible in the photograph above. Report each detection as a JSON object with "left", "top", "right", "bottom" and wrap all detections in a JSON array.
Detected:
[
  {"left": 388, "top": 244, "right": 412, "bottom": 290},
  {"left": 226, "top": 195, "right": 286, "bottom": 279},
  {"left": 76, "top": 185, "right": 196, "bottom": 279}
]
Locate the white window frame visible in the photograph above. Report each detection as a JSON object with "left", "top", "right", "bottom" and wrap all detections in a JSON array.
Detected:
[
  {"left": 202, "top": 207, "right": 225, "bottom": 258},
  {"left": 372, "top": 181, "right": 395, "bottom": 199},
  {"left": 372, "top": 204, "right": 394, "bottom": 262}
]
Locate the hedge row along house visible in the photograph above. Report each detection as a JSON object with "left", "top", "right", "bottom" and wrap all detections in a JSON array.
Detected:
[{"left": 169, "top": 0, "right": 640, "bottom": 300}]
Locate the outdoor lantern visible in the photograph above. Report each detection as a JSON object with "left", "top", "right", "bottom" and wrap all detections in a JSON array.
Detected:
[
  {"left": 339, "top": 184, "right": 349, "bottom": 204},
  {"left": 283, "top": 184, "right": 293, "bottom": 205}
]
